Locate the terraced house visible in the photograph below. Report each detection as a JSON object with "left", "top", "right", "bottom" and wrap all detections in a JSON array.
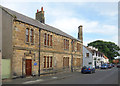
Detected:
[{"left": 1, "top": 6, "right": 83, "bottom": 78}]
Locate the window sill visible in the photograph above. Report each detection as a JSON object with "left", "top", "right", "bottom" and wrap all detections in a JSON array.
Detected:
[
  {"left": 44, "top": 45, "right": 53, "bottom": 48},
  {"left": 25, "top": 42, "right": 30, "bottom": 45}
]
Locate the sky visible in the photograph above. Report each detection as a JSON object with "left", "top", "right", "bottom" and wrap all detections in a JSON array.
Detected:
[{"left": 0, "top": 0, "right": 118, "bottom": 46}]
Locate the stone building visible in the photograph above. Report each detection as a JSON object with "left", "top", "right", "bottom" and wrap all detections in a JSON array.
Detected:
[{"left": 1, "top": 6, "right": 83, "bottom": 78}]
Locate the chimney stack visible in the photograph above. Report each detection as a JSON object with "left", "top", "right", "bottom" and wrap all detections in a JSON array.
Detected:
[
  {"left": 78, "top": 25, "right": 83, "bottom": 43},
  {"left": 36, "top": 7, "right": 45, "bottom": 23}
]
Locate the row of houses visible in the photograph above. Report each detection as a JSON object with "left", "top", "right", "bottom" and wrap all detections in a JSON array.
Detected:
[
  {"left": 83, "top": 46, "right": 109, "bottom": 68},
  {"left": 0, "top": 6, "right": 109, "bottom": 79}
]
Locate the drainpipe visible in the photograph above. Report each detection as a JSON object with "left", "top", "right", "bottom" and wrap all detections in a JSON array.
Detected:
[
  {"left": 71, "top": 40, "right": 73, "bottom": 72},
  {"left": 38, "top": 28, "right": 41, "bottom": 76}
]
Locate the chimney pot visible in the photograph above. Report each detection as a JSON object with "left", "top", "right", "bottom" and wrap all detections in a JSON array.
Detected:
[
  {"left": 37, "top": 9, "right": 39, "bottom": 13},
  {"left": 35, "top": 7, "right": 45, "bottom": 23},
  {"left": 41, "top": 7, "right": 43, "bottom": 11}
]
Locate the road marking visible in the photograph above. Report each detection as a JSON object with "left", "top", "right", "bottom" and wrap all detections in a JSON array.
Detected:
[{"left": 22, "top": 79, "right": 44, "bottom": 84}]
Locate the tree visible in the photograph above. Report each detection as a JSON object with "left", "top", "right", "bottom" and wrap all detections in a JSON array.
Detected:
[{"left": 88, "top": 40, "right": 120, "bottom": 61}]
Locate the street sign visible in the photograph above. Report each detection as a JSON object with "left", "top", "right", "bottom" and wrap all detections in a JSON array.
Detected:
[{"left": 34, "top": 63, "right": 37, "bottom": 66}]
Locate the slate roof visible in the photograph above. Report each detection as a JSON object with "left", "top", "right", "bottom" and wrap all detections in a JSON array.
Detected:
[
  {"left": 83, "top": 46, "right": 104, "bottom": 56},
  {"left": 83, "top": 46, "right": 93, "bottom": 54},
  {"left": 1, "top": 6, "right": 81, "bottom": 42}
]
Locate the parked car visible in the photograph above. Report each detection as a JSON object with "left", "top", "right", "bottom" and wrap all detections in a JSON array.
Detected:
[
  {"left": 101, "top": 64, "right": 108, "bottom": 69},
  {"left": 95, "top": 66, "right": 99, "bottom": 69},
  {"left": 112, "top": 64, "right": 115, "bottom": 67},
  {"left": 108, "top": 64, "right": 112, "bottom": 68},
  {"left": 81, "top": 66, "right": 95, "bottom": 74},
  {"left": 116, "top": 64, "right": 120, "bottom": 68}
]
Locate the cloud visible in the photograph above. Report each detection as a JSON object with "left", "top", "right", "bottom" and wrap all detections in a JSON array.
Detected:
[
  {"left": 91, "top": 2, "right": 118, "bottom": 17},
  {"left": 1, "top": 1, "right": 118, "bottom": 46},
  {"left": 49, "top": 17, "right": 117, "bottom": 35}
]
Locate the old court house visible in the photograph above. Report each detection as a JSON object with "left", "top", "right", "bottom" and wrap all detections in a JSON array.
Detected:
[{"left": 1, "top": 6, "right": 83, "bottom": 78}]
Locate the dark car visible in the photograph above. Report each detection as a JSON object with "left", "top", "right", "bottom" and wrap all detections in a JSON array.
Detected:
[
  {"left": 81, "top": 66, "right": 95, "bottom": 74},
  {"left": 101, "top": 64, "right": 108, "bottom": 69},
  {"left": 117, "top": 64, "right": 120, "bottom": 68}
]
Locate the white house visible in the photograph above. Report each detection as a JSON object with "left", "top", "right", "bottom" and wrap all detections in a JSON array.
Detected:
[
  {"left": 83, "top": 46, "right": 93, "bottom": 67},
  {"left": 83, "top": 46, "right": 108, "bottom": 68},
  {"left": 88, "top": 46, "right": 104, "bottom": 68}
]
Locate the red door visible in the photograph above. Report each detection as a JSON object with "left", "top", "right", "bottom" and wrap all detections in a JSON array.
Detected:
[{"left": 26, "top": 59, "right": 32, "bottom": 76}]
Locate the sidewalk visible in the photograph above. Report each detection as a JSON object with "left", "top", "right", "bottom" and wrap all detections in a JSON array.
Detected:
[{"left": 2, "top": 71, "right": 80, "bottom": 84}]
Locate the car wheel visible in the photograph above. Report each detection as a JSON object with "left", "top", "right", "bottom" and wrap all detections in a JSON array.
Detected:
[
  {"left": 90, "top": 71, "right": 92, "bottom": 74},
  {"left": 81, "top": 71, "right": 84, "bottom": 74}
]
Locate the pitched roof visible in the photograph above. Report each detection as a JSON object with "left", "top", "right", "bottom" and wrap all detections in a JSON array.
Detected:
[
  {"left": 1, "top": 6, "right": 81, "bottom": 42},
  {"left": 83, "top": 46, "right": 93, "bottom": 54},
  {"left": 84, "top": 46, "right": 104, "bottom": 56}
]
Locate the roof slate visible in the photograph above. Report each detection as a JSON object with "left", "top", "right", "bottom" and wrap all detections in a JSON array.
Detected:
[{"left": 1, "top": 6, "right": 81, "bottom": 42}]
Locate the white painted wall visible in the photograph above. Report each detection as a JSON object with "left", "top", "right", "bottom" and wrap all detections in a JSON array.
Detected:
[{"left": 83, "top": 46, "right": 93, "bottom": 67}]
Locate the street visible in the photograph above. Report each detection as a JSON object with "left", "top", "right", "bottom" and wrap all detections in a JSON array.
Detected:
[
  {"left": 39, "top": 67, "right": 118, "bottom": 84},
  {"left": 2, "top": 67, "right": 119, "bottom": 85}
]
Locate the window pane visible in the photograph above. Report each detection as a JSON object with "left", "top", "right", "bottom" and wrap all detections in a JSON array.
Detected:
[
  {"left": 47, "top": 56, "right": 49, "bottom": 68},
  {"left": 26, "top": 28, "right": 29, "bottom": 42},
  {"left": 50, "top": 57, "right": 52, "bottom": 67},
  {"left": 30, "top": 29, "right": 34, "bottom": 43},
  {"left": 44, "top": 33, "right": 47, "bottom": 45},
  {"left": 47, "top": 34, "right": 49, "bottom": 46},
  {"left": 44, "top": 56, "right": 46, "bottom": 68},
  {"left": 26, "top": 28, "right": 29, "bottom": 35},
  {"left": 64, "top": 39, "right": 65, "bottom": 49},
  {"left": 50, "top": 35, "right": 52, "bottom": 46}
]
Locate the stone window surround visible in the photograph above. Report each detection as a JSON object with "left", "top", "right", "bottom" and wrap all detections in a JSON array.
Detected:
[
  {"left": 64, "top": 39, "right": 69, "bottom": 51},
  {"left": 43, "top": 56, "right": 53, "bottom": 69},
  {"left": 25, "top": 28, "right": 35, "bottom": 45},
  {"left": 44, "top": 33, "right": 53, "bottom": 48},
  {"left": 63, "top": 57, "right": 69, "bottom": 68}
]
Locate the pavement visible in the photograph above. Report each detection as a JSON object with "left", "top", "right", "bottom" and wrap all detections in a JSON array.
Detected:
[
  {"left": 2, "top": 71, "right": 76, "bottom": 84},
  {"left": 2, "top": 67, "right": 119, "bottom": 84}
]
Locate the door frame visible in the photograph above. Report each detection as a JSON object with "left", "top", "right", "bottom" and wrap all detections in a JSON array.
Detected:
[{"left": 25, "top": 59, "right": 32, "bottom": 76}]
